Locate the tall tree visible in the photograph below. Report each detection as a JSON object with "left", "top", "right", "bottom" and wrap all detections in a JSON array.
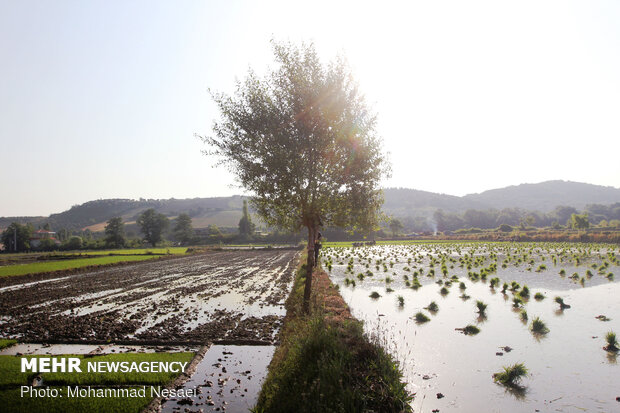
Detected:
[
  {"left": 65, "top": 236, "right": 83, "bottom": 250},
  {"left": 173, "top": 213, "right": 194, "bottom": 245},
  {"left": 203, "top": 40, "right": 389, "bottom": 312},
  {"left": 238, "top": 200, "right": 255, "bottom": 239},
  {"left": 137, "top": 209, "right": 169, "bottom": 247},
  {"left": 207, "top": 224, "right": 223, "bottom": 239},
  {"left": 104, "top": 217, "right": 126, "bottom": 248},
  {"left": 389, "top": 218, "right": 403, "bottom": 237},
  {"left": 553, "top": 205, "right": 578, "bottom": 225},
  {"left": 57, "top": 228, "right": 69, "bottom": 242},
  {"left": 1, "top": 222, "right": 32, "bottom": 252},
  {"left": 569, "top": 213, "right": 589, "bottom": 230}
]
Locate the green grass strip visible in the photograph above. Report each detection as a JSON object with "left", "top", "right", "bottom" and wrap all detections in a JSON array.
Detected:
[
  {"left": 0, "top": 386, "right": 152, "bottom": 413},
  {"left": 0, "top": 255, "right": 161, "bottom": 277},
  {"left": 254, "top": 257, "right": 412, "bottom": 413},
  {"left": 0, "top": 353, "right": 194, "bottom": 386},
  {"left": 256, "top": 317, "right": 412, "bottom": 413},
  {"left": 0, "top": 340, "right": 17, "bottom": 350},
  {"left": 65, "top": 247, "right": 189, "bottom": 256}
]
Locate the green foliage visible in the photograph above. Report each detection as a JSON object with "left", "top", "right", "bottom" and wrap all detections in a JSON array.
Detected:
[
  {"left": 35, "top": 238, "right": 59, "bottom": 251},
  {"left": 463, "top": 325, "right": 480, "bottom": 335},
  {"left": 104, "top": 217, "right": 125, "bottom": 248},
  {"left": 173, "top": 213, "right": 194, "bottom": 245},
  {"left": 554, "top": 296, "right": 570, "bottom": 309},
  {"left": 204, "top": 39, "right": 388, "bottom": 235},
  {"left": 425, "top": 301, "right": 439, "bottom": 312},
  {"left": 253, "top": 266, "right": 412, "bottom": 413},
  {"left": 530, "top": 317, "right": 549, "bottom": 334},
  {"left": 238, "top": 200, "right": 256, "bottom": 239},
  {"left": 389, "top": 218, "right": 404, "bottom": 237},
  {"left": 0, "top": 339, "right": 16, "bottom": 350},
  {"left": 64, "top": 236, "right": 83, "bottom": 250},
  {"left": 256, "top": 319, "right": 412, "bottom": 412},
  {"left": 512, "top": 296, "right": 524, "bottom": 308},
  {"left": 369, "top": 291, "right": 381, "bottom": 299},
  {"left": 498, "top": 224, "right": 513, "bottom": 232},
  {"left": 493, "top": 363, "right": 528, "bottom": 387},
  {"left": 475, "top": 300, "right": 487, "bottom": 314},
  {"left": 518, "top": 285, "right": 530, "bottom": 298},
  {"left": 569, "top": 213, "right": 589, "bottom": 230},
  {"left": 605, "top": 331, "right": 619, "bottom": 352},
  {"left": 205, "top": 39, "right": 390, "bottom": 312},
  {"left": 534, "top": 292, "right": 545, "bottom": 300},
  {"left": 415, "top": 312, "right": 430, "bottom": 323},
  {"left": 1, "top": 222, "right": 33, "bottom": 252},
  {"left": 136, "top": 208, "right": 169, "bottom": 247}
]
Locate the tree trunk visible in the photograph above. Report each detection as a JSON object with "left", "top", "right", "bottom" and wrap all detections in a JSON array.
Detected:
[{"left": 302, "top": 225, "right": 316, "bottom": 314}]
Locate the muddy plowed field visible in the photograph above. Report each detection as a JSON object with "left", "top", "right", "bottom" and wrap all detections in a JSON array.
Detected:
[{"left": 0, "top": 250, "right": 298, "bottom": 344}]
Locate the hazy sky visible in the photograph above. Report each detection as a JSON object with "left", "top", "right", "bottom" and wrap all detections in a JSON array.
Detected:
[{"left": 2, "top": 0, "right": 619, "bottom": 216}]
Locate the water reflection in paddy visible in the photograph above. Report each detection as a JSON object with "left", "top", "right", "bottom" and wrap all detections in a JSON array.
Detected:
[{"left": 327, "top": 244, "right": 620, "bottom": 412}]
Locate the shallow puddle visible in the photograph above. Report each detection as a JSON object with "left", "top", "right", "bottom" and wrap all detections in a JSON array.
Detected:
[
  {"left": 160, "top": 345, "right": 274, "bottom": 413},
  {"left": 327, "top": 244, "right": 620, "bottom": 412},
  {"left": 0, "top": 275, "right": 72, "bottom": 293}
]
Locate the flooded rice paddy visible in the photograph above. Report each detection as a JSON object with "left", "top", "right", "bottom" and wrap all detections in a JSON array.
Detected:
[
  {"left": 326, "top": 243, "right": 620, "bottom": 412},
  {"left": 0, "top": 250, "right": 298, "bottom": 344},
  {"left": 161, "top": 345, "right": 274, "bottom": 413}
]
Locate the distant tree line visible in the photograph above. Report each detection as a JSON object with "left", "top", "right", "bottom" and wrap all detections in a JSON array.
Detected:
[
  {"left": 4, "top": 201, "right": 619, "bottom": 253},
  {"left": 392, "top": 203, "right": 620, "bottom": 234},
  {"left": 1, "top": 206, "right": 302, "bottom": 253}
]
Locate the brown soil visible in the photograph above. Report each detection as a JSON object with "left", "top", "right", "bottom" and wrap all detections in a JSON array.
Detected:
[
  {"left": 0, "top": 250, "right": 298, "bottom": 345},
  {"left": 312, "top": 270, "right": 354, "bottom": 325}
]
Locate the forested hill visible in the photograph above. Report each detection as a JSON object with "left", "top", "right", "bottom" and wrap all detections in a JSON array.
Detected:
[
  {"left": 462, "top": 180, "right": 620, "bottom": 212},
  {"left": 1, "top": 180, "right": 619, "bottom": 231},
  {"left": 0, "top": 197, "right": 247, "bottom": 231},
  {"left": 381, "top": 188, "right": 486, "bottom": 216},
  {"left": 380, "top": 181, "right": 620, "bottom": 217}
]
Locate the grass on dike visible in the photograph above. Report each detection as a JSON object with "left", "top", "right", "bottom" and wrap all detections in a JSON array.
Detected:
[
  {"left": 254, "top": 257, "right": 412, "bottom": 413},
  {"left": 0, "top": 339, "right": 17, "bottom": 350},
  {"left": 0, "top": 255, "right": 161, "bottom": 277},
  {"left": 0, "top": 352, "right": 194, "bottom": 413}
]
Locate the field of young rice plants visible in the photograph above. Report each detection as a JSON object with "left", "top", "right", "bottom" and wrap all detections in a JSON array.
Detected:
[{"left": 325, "top": 242, "right": 620, "bottom": 412}]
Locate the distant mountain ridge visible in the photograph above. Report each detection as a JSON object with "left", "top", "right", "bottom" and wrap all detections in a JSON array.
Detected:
[
  {"left": 380, "top": 180, "right": 620, "bottom": 218},
  {"left": 1, "top": 180, "right": 619, "bottom": 231},
  {"left": 462, "top": 180, "right": 620, "bottom": 212},
  {"left": 0, "top": 196, "right": 247, "bottom": 231}
]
